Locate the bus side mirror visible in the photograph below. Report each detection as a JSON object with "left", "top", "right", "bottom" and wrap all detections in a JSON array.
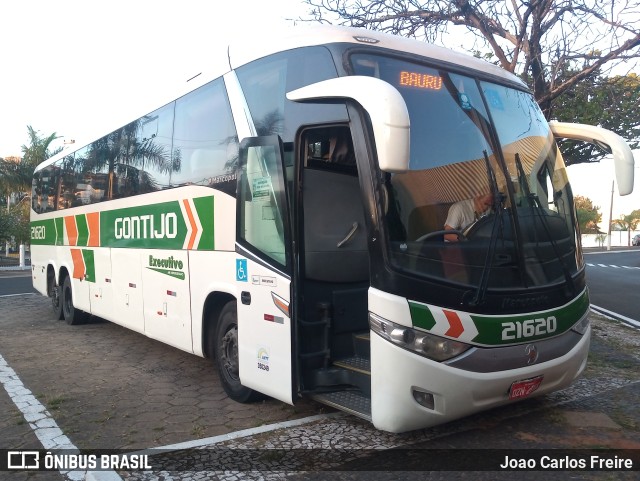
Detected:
[
  {"left": 549, "top": 121, "right": 635, "bottom": 196},
  {"left": 287, "top": 76, "right": 410, "bottom": 173}
]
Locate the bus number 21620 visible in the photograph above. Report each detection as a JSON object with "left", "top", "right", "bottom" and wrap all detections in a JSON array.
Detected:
[{"left": 501, "top": 316, "right": 557, "bottom": 341}]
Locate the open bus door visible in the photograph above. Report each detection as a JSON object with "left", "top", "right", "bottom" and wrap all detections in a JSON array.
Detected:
[{"left": 235, "top": 135, "right": 294, "bottom": 404}]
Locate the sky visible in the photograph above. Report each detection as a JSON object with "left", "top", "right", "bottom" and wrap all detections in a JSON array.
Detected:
[
  {"left": 1, "top": 0, "right": 638, "bottom": 228},
  {"left": 0, "top": 0, "right": 309, "bottom": 156}
]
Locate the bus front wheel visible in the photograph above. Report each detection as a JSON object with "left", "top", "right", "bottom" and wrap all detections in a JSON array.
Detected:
[{"left": 212, "top": 301, "right": 261, "bottom": 403}]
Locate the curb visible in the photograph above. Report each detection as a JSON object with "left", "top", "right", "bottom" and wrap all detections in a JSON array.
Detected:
[{"left": 590, "top": 304, "right": 640, "bottom": 329}]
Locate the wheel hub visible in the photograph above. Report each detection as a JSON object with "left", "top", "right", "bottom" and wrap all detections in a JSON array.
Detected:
[{"left": 221, "top": 327, "right": 239, "bottom": 381}]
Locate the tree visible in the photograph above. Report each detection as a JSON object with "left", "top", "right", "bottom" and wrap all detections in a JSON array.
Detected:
[
  {"left": 612, "top": 209, "right": 640, "bottom": 246},
  {"left": 0, "top": 126, "right": 61, "bottom": 253},
  {"left": 574, "top": 195, "right": 601, "bottom": 234},
  {"left": 0, "top": 198, "right": 30, "bottom": 248},
  {"left": 304, "top": 1, "right": 640, "bottom": 163},
  {"left": 553, "top": 72, "right": 640, "bottom": 165},
  {"left": 0, "top": 207, "right": 11, "bottom": 247},
  {"left": 0, "top": 126, "right": 61, "bottom": 193}
]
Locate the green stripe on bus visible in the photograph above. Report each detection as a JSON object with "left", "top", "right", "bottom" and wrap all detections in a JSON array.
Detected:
[
  {"left": 409, "top": 301, "right": 437, "bottom": 331},
  {"left": 469, "top": 290, "right": 589, "bottom": 345},
  {"left": 193, "top": 195, "right": 215, "bottom": 250},
  {"left": 100, "top": 201, "right": 187, "bottom": 249},
  {"left": 76, "top": 214, "right": 89, "bottom": 247},
  {"left": 409, "top": 289, "right": 590, "bottom": 346},
  {"left": 81, "top": 249, "right": 96, "bottom": 283},
  {"left": 55, "top": 217, "right": 64, "bottom": 245},
  {"left": 30, "top": 219, "right": 56, "bottom": 245},
  {"left": 32, "top": 195, "right": 217, "bottom": 250}
]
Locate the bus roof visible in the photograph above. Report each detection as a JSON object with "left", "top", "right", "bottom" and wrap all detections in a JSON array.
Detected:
[
  {"left": 36, "top": 25, "right": 526, "bottom": 173},
  {"left": 228, "top": 25, "right": 525, "bottom": 88}
]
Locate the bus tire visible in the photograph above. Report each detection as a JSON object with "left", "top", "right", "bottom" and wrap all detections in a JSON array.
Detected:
[
  {"left": 49, "top": 279, "right": 64, "bottom": 321},
  {"left": 61, "top": 276, "right": 87, "bottom": 325},
  {"left": 212, "top": 301, "right": 261, "bottom": 403}
]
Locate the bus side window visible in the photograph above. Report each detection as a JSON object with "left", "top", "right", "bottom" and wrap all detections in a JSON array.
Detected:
[
  {"left": 238, "top": 138, "right": 289, "bottom": 268},
  {"left": 235, "top": 46, "right": 347, "bottom": 145},
  {"left": 31, "top": 171, "right": 41, "bottom": 212},
  {"left": 171, "top": 78, "right": 239, "bottom": 196},
  {"left": 42, "top": 164, "right": 60, "bottom": 212},
  {"left": 136, "top": 103, "right": 174, "bottom": 194},
  {"left": 57, "top": 153, "right": 76, "bottom": 210}
]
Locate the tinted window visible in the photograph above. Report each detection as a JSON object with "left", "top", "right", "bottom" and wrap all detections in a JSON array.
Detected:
[
  {"left": 235, "top": 46, "right": 346, "bottom": 143},
  {"left": 57, "top": 153, "right": 78, "bottom": 210},
  {"left": 171, "top": 78, "right": 239, "bottom": 196},
  {"left": 87, "top": 123, "right": 139, "bottom": 199},
  {"left": 351, "top": 53, "right": 495, "bottom": 170},
  {"left": 238, "top": 138, "right": 289, "bottom": 268},
  {"left": 40, "top": 164, "right": 60, "bottom": 212},
  {"left": 31, "top": 171, "right": 41, "bottom": 211},
  {"left": 136, "top": 103, "right": 175, "bottom": 193},
  {"left": 36, "top": 75, "right": 242, "bottom": 211}
]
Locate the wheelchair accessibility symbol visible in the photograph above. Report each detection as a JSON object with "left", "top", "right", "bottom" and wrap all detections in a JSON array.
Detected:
[{"left": 236, "top": 259, "right": 248, "bottom": 282}]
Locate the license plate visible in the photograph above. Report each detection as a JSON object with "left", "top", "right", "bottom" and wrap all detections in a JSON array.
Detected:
[{"left": 509, "top": 375, "right": 544, "bottom": 400}]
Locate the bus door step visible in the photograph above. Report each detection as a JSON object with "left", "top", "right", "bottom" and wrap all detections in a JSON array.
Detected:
[
  {"left": 333, "top": 356, "right": 370, "bottom": 375},
  {"left": 353, "top": 331, "right": 370, "bottom": 357},
  {"left": 310, "top": 390, "right": 371, "bottom": 421}
]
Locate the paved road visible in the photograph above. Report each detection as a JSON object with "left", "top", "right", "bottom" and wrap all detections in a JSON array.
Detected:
[
  {"left": 584, "top": 250, "right": 640, "bottom": 324},
  {"left": 0, "top": 270, "right": 35, "bottom": 297}
]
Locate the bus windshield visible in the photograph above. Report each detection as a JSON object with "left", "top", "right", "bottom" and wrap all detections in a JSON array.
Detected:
[{"left": 351, "top": 53, "right": 581, "bottom": 291}]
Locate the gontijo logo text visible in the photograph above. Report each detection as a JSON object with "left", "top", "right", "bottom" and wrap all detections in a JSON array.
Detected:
[{"left": 114, "top": 213, "right": 178, "bottom": 240}]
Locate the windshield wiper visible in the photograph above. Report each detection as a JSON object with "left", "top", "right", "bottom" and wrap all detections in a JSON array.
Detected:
[
  {"left": 514, "top": 153, "right": 576, "bottom": 295},
  {"left": 467, "top": 150, "right": 505, "bottom": 307},
  {"left": 527, "top": 193, "right": 576, "bottom": 295}
]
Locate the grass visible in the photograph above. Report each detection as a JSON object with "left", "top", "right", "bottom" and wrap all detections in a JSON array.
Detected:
[
  {"left": 191, "top": 424, "right": 205, "bottom": 437},
  {"left": 45, "top": 395, "right": 66, "bottom": 411}
]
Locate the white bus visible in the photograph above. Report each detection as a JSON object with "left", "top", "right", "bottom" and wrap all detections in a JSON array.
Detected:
[{"left": 31, "top": 26, "right": 634, "bottom": 433}]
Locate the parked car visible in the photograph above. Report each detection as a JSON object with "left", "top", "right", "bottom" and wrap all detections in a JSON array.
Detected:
[{"left": 633, "top": 234, "right": 640, "bottom": 246}]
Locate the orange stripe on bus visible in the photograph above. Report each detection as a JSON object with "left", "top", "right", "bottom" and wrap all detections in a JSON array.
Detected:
[
  {"left": 443, "top": 310, "right": 464, "bottom": 338},
  {"left": 65, "top": 216, "right": 78, "bottom": 246},
  {"left": 70, "top": 248, "right": 86, "bottom": 280},
  {"left": 86, "top": 212, "right": 100, "bottom": 247},
  {"left": 182, "top": 199, "right": 197, "bottom": 250}
]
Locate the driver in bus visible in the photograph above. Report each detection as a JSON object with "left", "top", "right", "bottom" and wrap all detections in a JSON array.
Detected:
[
  {"left": 322, "top": 130, "right": 356, "bottom": 166},
  {"left": 444, "top": 192, "right": 493, "bottom": 242}
]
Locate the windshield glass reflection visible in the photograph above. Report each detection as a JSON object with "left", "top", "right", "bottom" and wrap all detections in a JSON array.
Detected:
[{"left": 351, "top": 54, "right": 580, "bottom": 291}]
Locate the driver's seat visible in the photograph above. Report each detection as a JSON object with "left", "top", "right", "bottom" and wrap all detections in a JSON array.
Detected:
[{"left": 408, "top": 203, "right": 452, "bottom": 241}]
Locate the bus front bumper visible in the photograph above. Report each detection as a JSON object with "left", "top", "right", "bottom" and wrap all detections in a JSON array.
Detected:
[{"left": 369, "top": 326, "right": 590, "bottom": 433}]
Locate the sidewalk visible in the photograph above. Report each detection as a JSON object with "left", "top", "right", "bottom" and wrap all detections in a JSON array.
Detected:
[{"left": 582, "top": 246, "right": 639, "bottom": 253}]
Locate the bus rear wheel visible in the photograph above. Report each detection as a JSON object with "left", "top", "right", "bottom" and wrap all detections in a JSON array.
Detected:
[
  {"left": 61, "top": 276, "right": 88, "bottom": 325},
  {"left": 49, "top": 278, "right": 64, "bottom": 321},
  {"left": 212, "top": 301, "right": 261, "bottom": 403}
]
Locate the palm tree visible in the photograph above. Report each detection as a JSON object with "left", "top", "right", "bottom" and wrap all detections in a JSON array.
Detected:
[
  {"left": 0, "top": 126, "right": 61, "bottom": 193},
  {"left": 0, "top": 126, "right": 60, "bottom": 255},
  {"left": 613, "top": 210, "right": 640, "bottom": 246}
]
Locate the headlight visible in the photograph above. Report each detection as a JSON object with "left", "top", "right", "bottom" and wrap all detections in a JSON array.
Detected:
[{"left": 369, "top": 313, "right": 472, "bottom": 362}]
